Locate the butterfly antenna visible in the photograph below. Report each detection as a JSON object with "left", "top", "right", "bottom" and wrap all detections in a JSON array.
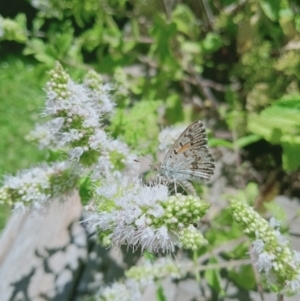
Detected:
[{"left": 141, "top": 153, "right": 154, "bottom": 164}]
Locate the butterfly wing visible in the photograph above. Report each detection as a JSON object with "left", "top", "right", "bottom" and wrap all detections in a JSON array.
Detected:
[{"left": 161, "top": 120, "right": 215, "bottom": 182}]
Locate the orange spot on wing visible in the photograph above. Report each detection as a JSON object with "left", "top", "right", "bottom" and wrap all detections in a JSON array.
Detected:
[{"left": 177, "top": 143, "right": 190, "bottom": 153}]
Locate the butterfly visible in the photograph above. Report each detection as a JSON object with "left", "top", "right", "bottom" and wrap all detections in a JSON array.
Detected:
[{"left": 151, "top": 120, "right": 215, "bottom": 195}]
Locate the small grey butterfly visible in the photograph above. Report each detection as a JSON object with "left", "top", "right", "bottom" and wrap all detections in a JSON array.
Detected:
[{"left": 151, "top": 120, "right": 215, "bottom": 195}]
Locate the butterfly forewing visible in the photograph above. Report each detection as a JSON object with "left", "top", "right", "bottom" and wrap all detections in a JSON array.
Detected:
[{"left": 161, "top": 120, "right": 215, "bottom": 182}]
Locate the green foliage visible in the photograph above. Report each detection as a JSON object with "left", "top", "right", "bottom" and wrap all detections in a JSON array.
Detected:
[
  {"left": 0, "top": 14, "right": 27, "bottom": 42},
  {"left": 228, "top": 265, "right": 256, "bottom": 290},
  {"left": 260, "top": 0, "right": 281, "bottom": 21},
  {"left": 1, "top": 0, "right": 300, "bottom": 298},
  {"left": 79, "top": 175, "right": 93, "bottom": 206},
  {"left": 0, "top": 206, "right": 10, "bottom": 232},
  {"left": 248, "top": 95, "right": 300, "bottom": 171},
  {"left": 109, "top": 100, "right": 161, "bottom": 154},
  {"left": 156, "top": 284, "right": 167, "bottom": 301},
  {"left": 204, "top": 257, "right": 225, "bottom": 296},
  {"left": 0, "top": 58, "right": 47, "bottom": 176}
]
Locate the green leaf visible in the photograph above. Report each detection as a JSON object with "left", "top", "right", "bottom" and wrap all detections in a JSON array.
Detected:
[
  {"left": 204, "top": 257, "right": 225, "bottom": 295},
  {"left": 79, "top": 176, "right": 93, "bottom": 205},
  {"left": 172, "top": 4, "right": 199, "bottom": 37},
  {"left": 248, "top": 95, "right": 300, "bottom": 171},
  {"left": 56, "top": 32, "right": 73, "bottom": 58},
  {"left": 201, "top": 33, "right": 223, "bottom": 53},
  {"left": 208, "top": 138, "right": 233, "bottom": 149},
  {"left": 165, "top": 95, "right": 184, "bottom": 123},
  {"left": 236, "top": 134, "right": 261, "bottom": 148},
  {"left": 24, "top": 38, "right": 46, "bottom": 56},
  {"left": 34, "top": 53, "right": 56, "bottom": 66},
  {"left": 109, "top": 100, "right": 161, "bottom": 154},
  {"left": 156, "top": 284, "right": 167, "bottom": 301},
  {"left": 149, "top": 14, "right": 178, "bottom": 66},
  {"left": 143, "top": 251, "right": 155, "bottom": 262},
  {"left": 275, "top": 94, "right": 300, "bottom": 110},
  {"left": 81, "top": 24, "right": 103, "bottom": 52},
  {"left": 295, "top": 15, "right": 300, "bottom": 31},
  {"left": 228, "top": 265, "right": 256, "bottom": 290},
  {"left": 260, "top": 0, "right": 280, "bottom": 21},
  {"left": 248, "top": 106, "right": 300, "bottom": 144},
  {"left": 282, "top": 141, "right": 300, "bottom": 171},
  {"left": 181, "top": 41, "right": 202, "bottom": 54},
  {"left": 264, "top": 202, "right": 287, "bottom": 222}
]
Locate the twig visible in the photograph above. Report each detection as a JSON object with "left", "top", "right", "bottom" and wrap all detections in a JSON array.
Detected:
[
  {"left": 139, "top": 55, "right": 229, "bottom": 105},
  {"left": 231, "top": 117, "right": 245, "bottom": 189},
  {"left": 197, "top": 237, "right": 248, "bottom": 264},
  {"left": 193, "top": 258, "right": 252, "bottom": 273},
  {"left": 184, "top": 75, "right": 228, "bottom": 91},
  {"left": 124, "top": 36, "right": 154, "bottom": 44},
  {"left": 196, "top": 73, "right": 219, "bottom": 105},
  {"left": 199, "top": 0, "right": 214, "bottom": 29},
  {"left": 159, "top": 0, "right": 170, "bottom": 19},
  {"left": 289, "top": 231, "right": 300, "bottom": 237},
  {"left": 188, "top": 66, "right": 219, "bottom": 106},
  {"left": 224, "top": 0, "right": 247, "bottom": 14},
  {"left": 137, "top": 55, "right": 158, "bottom": 69}
]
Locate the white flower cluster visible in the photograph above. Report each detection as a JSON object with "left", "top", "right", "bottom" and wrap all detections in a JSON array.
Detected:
[
  {"left": 27, "top": 122, "right": 57, "bottom": 150},
  {"left": 0, "top": 162, "right": 77, "bottom": 211},
  {"left": 89, "top": 177, "right": 171, "bottom": 252},
  {"left": 86, "top": 175, "right": 209, "bottom": 253},
  {"left": 125, "top": 257, "right": 182, "bottom": 282},
  {"left": 98, "top": 258, "right": 182, "bottom": 301},
  {"left": 98, "top": 279, "right": 142, "bottom": 301},
  {"left": 42, "top": 64, "right": 111, "bottom": 159},
  {"left": 1, "top": 64, "right": 139, "bottom": 213},
  {"left": 28, "top": 62, "right": 137, "bottom": 173},
  {"left": 84, "top": 70, "right": 115, "bottom": 114},
  {"left": 93, "top": 139, "right": 139, "bottom": 178},
  {"left": 231, "top": 200, "right": 300, "bottom": 295}
]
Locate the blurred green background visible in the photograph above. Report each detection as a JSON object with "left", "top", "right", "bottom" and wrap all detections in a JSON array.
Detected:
[{"left": 1, "top": 0, "right": 300, "bottom": 229}]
